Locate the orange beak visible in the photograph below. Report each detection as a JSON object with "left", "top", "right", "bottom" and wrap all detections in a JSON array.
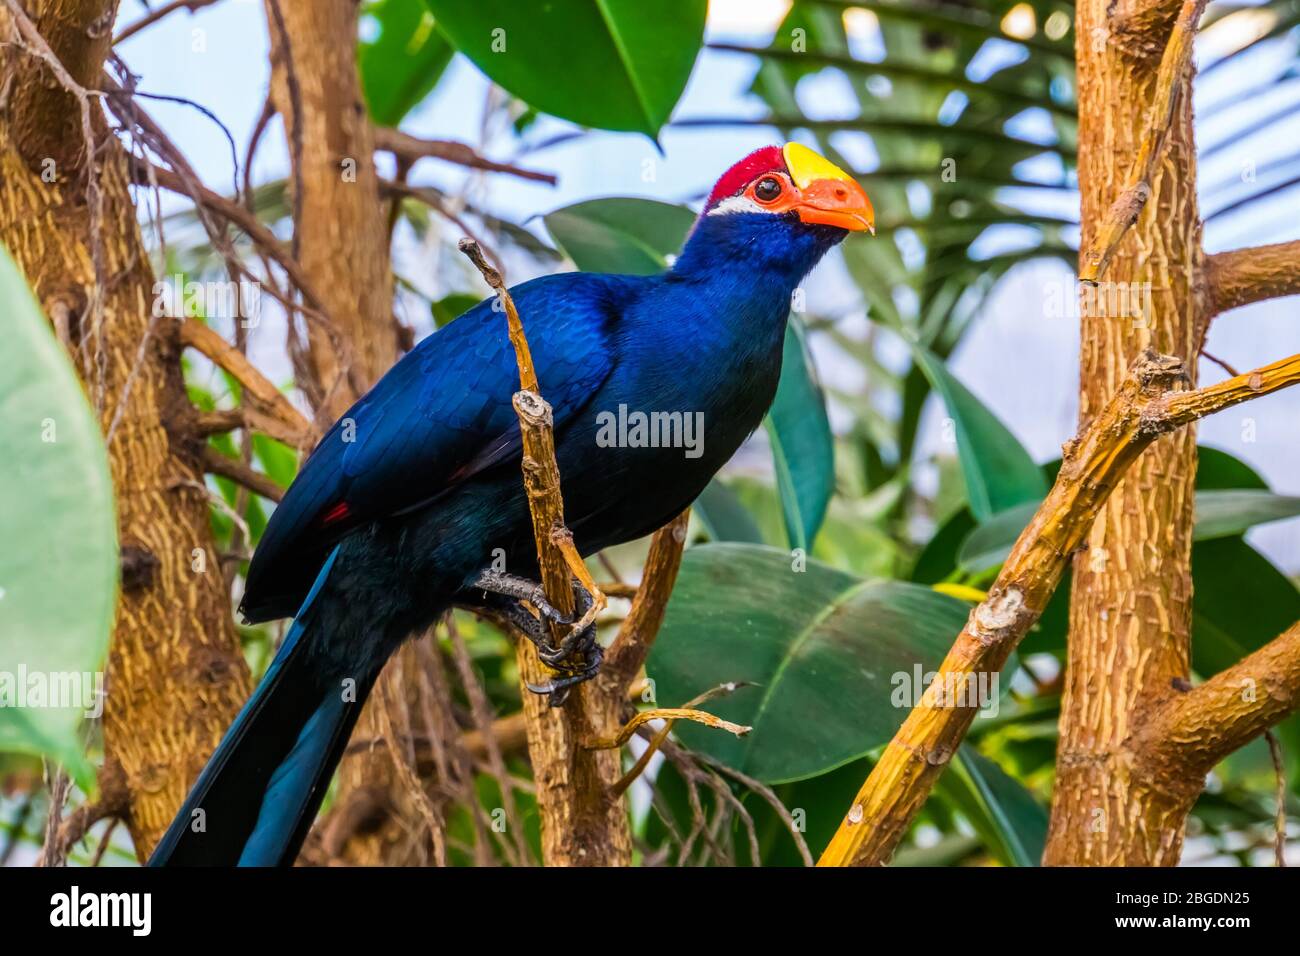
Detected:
[{"left": 783, "top": 142, "right": 875, "bottom": 234}]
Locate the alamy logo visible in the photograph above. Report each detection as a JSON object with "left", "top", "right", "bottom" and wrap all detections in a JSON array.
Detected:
[
  {"left": 152, "top": 273, "right": 261, "bottom": 327},
  {"left": 595, "top": 405, "right": 705, "bottom": 459},
  {"left": 890, "top": 665, "right": 999, "bottom": 718},
  {"left": 49, "top": 886, "right": 151, "bottom": 936},
  {"left": 0, "top": 666, "right": 103, "bottom": 718}
]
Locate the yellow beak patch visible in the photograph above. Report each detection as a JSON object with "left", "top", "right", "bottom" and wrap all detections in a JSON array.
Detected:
[{"left": 782, "top": 142, "right": 855, "bottom": 190}]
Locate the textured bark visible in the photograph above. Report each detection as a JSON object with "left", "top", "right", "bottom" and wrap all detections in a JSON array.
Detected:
[
  {"left": 263, "top": 0, "right": 397, "bottom": 422},
  {"left": 263, "top": 0, "right": 429, "bottom": 866},
  {"left": 1044, "top": 2, "right": 1206, "bottom": 866},
  {"left": 0, "top": 0, "right": 250, "bottom": 857},
  {"left": 1206, "top": 240, "right": 1300, "bottom": 316}
]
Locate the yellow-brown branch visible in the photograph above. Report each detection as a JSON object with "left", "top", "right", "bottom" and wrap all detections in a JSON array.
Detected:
[
  {"left": 1206, "top": 240, "right": 1300, "bottom": 316},
  {"left": 818, "top": 349, "right": 1300, "bottom": 867}
]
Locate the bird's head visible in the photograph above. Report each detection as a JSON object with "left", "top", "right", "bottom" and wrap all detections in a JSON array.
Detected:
[
  {"left": 676, "top": 143, "right": 873, "bottom": 278},
  {"left": 703, "top": 142, "right": 874, "bottom": 234}
]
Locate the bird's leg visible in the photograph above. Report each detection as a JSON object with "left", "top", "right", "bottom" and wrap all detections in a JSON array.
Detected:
[
  {"left": 471, "top": 569, "right": 567, "bottom": 629},
  {"left": 470, "top": 569, "right": 603, "bottom": 705},
  {"left": 475, "top": 592, "right": 553, "bottom": 654}
]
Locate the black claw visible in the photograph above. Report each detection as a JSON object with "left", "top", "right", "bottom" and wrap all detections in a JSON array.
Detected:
[
  {"left": 526, "top": 643, "right": 603, "bottom": 706},
  {"left": 472, "top": 569, "right": 604, "bottom": 705}
]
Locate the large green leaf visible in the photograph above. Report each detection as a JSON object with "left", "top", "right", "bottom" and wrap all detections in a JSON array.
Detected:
[
  {"left": 1193, "top": 489, "right": 1300, "bottom": 541},
  {"left": 425, "top": 0, "right": 706, "bottom": 137},
  {"left": 910, "top": 506, "right": 977, "bottom": 584},
  {"left": 912, "top": 344, "right": 1046, "bottom": 521},
  {"left": 431, "top": 292, "right": 482, "bottom": 328},
  {"left": 0, "top": 247, "right": 116, "bottom": 790},
  {"left": 543, "top": 198, "right": 695, "bottom": 275},
  {"left": 956, "top": 500, "right": 1041, "bottom": 573},
  {"left": 693, "top": 479, "right": 764, "bottom": 544},
  {"left": 959, "top": 490, "right": 1300, "bottom": 573},
  {"left": 936, "top": 746, "right": 1049, "bottom": 867},
  {"left": 647, "top": 544, "right": 981, "bottom": 783},
  {"left": 765, "top": 318, "right": 835, "bottom": 551},
  {"left": 1192, "top": 536, "right": 1300, "bottom": 677},
  {"left": 360, "top": 0, "right": 454, "bottom": 126}
]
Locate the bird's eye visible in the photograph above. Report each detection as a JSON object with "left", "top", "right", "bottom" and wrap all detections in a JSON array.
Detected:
[{"left": 754, "top": 177, "right": 782, "bottom": 202}]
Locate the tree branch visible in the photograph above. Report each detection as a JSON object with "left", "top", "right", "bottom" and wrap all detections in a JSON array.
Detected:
[
  {"left": 1079, "top": 0, "right": 1207, "bottom": 283},
  {"left": 599, "top": 510, "right": 690, "bottom": 696},
  {"left": 373, "top": 127, "right": 557, "bottom": 185},
  {"left": 1206, "top": 240, "right": 1300, "bottom": 315},
  {"left": 177, "top": 317, "right": 315, "bottom": 450},
  {"left": 458, "top": 237, "right": 629, "bottom": 866},
  {"left": 201, "top": 445, "right": 285, "bottom": 502},
  {"left": 1138, "top": 621, "right": 1300, "bottom": 781},
  {"left": 142, "top": 160, "right": 328, "bottom": 317},
  {"left": 113, "top": 0, "right": 220, "bottom": 46},
  {"left": 818, "top": 348, "right": 1300, "bottom": 867}
]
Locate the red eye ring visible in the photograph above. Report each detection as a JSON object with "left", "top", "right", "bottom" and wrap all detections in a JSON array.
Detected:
[{"left": 754, "top": 177, "right": 782, "bottom": 202}]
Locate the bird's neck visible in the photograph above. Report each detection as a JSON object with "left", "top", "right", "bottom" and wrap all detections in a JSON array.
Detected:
[{"left": 671, "top": 211, "right": 844, "bottom": 289}]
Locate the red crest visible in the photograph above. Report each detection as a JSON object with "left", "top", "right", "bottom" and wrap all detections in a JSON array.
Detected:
[{"left": 703, "top": 146, "right": 787, "bottom": 211}]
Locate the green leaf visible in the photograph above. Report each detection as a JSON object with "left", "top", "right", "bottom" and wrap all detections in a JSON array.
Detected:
[
  {"left": 937, "top": 746, "right": 1049, "bottom": 867},
  {"left": 431, "top": 292, "right": 483, "bottom": 328},
  {"left": 647, "top": 544, "right": 980, "bottom": 783},
  {"left": 252, "top": 433, "right": 299, "bottom": 489},
  {"left": 910, "top": 507, "right": 977, "bottom": 584},
  {"left": 1196, "top": 445, "right": 1267, "bottom": 490},
  {"left": 426, "top": 0, "right": 707, "bottom": 137},
  {"left": 0, "top": 246, "right": 116, "bottom": 791},
  {"left": 765, "top": 319, "right": 835, "bottom": 551},
  {"left": 693, "top": 480, "right": 764, "bottom": 544},
  {"left": 1192, "top": 489, "right": 1300, "bottom": 542},
  {"left": 956, "top": 500, "right": 1041, "bottom": 573},
  {"left": 543, "top": 198, "right": 695, "bottom": 275},
  {"left": 959, "top": 490, "right": 1300, "bottom": 573},
  {"left": 912, "top": 344, "right": 1046, "bottom": 521},
  {"left": 360, "top": 0, "right": 454, "bottom": 126},
  {"left": 1191, "top": 537, "right": 1300, "bottom": 677}
]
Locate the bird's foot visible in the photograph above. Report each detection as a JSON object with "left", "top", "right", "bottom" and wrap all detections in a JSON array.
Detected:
[
  {"left": 525, "top": 642, "right": 603, "bottom": 707},
  {"left": 471, "top": 570, "right": 602, "bottom": 705}
]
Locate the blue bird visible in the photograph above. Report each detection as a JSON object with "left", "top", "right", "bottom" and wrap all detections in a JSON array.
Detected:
[{"left": 149, "top": 143, "right": 873, "bottom": 866}]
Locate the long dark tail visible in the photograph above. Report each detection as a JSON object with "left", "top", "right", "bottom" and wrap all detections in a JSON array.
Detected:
[{"left": 149, "top": 548, "right": 374, "bottom": 866}]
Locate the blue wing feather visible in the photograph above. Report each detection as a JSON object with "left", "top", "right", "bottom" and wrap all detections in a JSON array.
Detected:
[{"left": 241, "top": 271, "right": 642, "bottom": 619}]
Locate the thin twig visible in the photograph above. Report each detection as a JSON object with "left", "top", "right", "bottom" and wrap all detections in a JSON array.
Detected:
[
  {"left": 444, "top": 617, "right": 533, "bottom": 864},
  {"left": 201, "top": 445, "right": 285, "bottom": 502},
  {"left": 601, "top": 511, "right": 690, "bottom": 694},
  {"left": 114, "top": 0, "right": 220, "bottom": 46},
  {"left": 178, "top": 317, "right": 314, "bottom": 449},
  {"left": 1199, "top": 348, "right": 1239, "bottom": 378},
  {"left": 585, "top": 708, "right": 751, "bottom": 751},
  {"left": 610, "top": 682, "right": 752, "bottom": 798},
  {"left": 373, "top": 127, "right": 558, "bottom": 184},
  {"left": 89, "top": 818, "right": 120, "bottom": 867},
  {"left": 374, "top": 674, "right": 447, "bottom": 867},
  {"left": 36, "top": 766, "right": 71, "bottom": 867},
  {"left": 1264, "top": 729, "right": 1288, "bottom": 867},
  {"left": 265, "top": 0, "right": 303, "bottom": 260}
]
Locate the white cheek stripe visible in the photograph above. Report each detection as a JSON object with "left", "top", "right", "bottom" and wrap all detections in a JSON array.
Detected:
[{"left": 707, "top": 194, "right": 767, "bottom": 216}]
